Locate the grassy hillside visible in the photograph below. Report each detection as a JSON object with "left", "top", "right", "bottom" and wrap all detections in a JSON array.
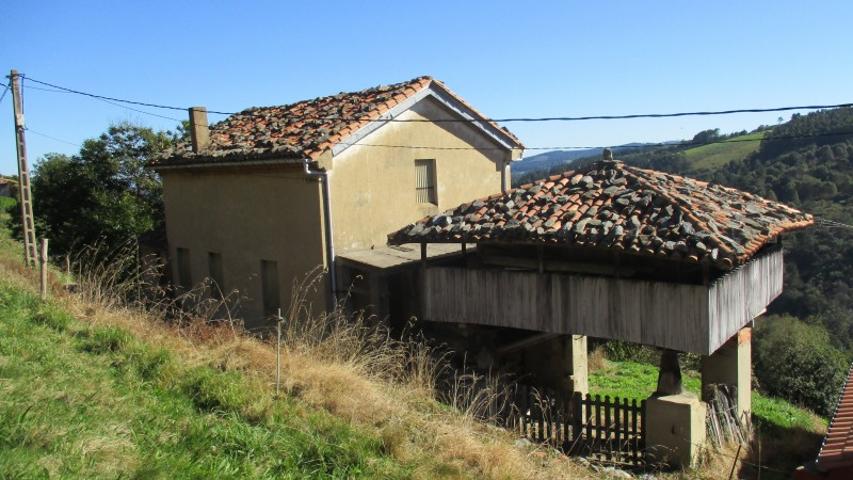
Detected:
[
  {"left": 589, "top": 359, "right": 825, "bottom": 432},
  {"left": 683, "top": 131, "right": 765, "bottom": 172},
  {"left": 0, "top": 201, "right": 598, "bottom": 479},
  {"left": 0, "top": 284, "right": 409, "bottom": 478}
]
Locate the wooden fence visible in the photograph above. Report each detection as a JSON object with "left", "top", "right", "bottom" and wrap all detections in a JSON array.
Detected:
[{"left": 507, "top": 388, "right": 646, "bottom": 466}]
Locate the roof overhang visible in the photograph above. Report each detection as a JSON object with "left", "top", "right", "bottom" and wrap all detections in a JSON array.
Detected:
[{"left": 330, "top": 82, "right": 522, "bottom": 158}]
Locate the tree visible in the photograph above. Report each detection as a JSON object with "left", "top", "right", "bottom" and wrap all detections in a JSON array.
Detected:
[
  {"left": 8, "top": 122, "right": 179, "bottom": 256},
  {"left": 754, "top": 315, "right": 848, "bottom": 416},
  {"left": 691, "top": 128, "right": 721, "bottom": 145}
]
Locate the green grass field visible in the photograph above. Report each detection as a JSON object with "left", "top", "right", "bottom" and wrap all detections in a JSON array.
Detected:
[
  {"left": 0, "top": 196, "right": 415, "bottom": 478},
  {"left": 0, "top": 281, "right": 411, "bottom": 479},
  {"left": 684, "top": 131, "right": 766, "bottom": 172},
  {"left": 589, "top": 359, "right": 826, "bottom": 432}
]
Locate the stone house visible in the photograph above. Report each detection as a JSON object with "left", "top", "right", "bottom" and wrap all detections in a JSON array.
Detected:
[
  {"left": 151, "top": 76, "right": 523, "bottom": 326},
  {"left": 0, "top": 177, "right": 14, "bottom": 198}
]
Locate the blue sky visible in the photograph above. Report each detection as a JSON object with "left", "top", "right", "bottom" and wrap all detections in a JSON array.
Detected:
[{"left": 2, "top": 0, "right": 853, "bottom": 174}]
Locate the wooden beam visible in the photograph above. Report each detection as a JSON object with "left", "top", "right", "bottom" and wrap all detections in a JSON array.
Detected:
[
  {"left": 496, "top": 332, "right": 559, "bottom": 355},
  {"left": 481, "top": 253, "right": 637, "bottom": 277}
]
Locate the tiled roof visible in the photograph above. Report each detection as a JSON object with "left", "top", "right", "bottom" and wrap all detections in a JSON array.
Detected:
[
  {"left": 387, "top": 159, "right": 813, "bottom": 269},
  {"left": 152, "top": 76, "right": 522, "bottom": 168},
  {"left": 817, "top": 364, "right": 853, "bottom": 471}
]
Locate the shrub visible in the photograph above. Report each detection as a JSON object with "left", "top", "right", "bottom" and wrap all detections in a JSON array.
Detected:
[
  {"left": 754, "top": 315, "right": 849, "bottom": 416},
  {"left": 80, "top": 326, "right": 133, "bottom": 354}
]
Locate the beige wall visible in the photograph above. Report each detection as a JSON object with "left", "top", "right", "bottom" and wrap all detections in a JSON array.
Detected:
[
  {"left": 161, "top": 165, "right": 327, "bottom": 328},
  {"left": 159, "top": 96, "right": 519, "bottom": 326},
  {"left": 328, "top": 96, "right": 513, "bottom": 251}
]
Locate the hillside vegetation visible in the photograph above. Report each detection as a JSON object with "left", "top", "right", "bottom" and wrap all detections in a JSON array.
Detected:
[
  {"left": 589, "top": 357, "right": 826, "bottom": 479},
  {"left": 683, "top": 131, "right": 765, "bottom": 172},
  {"left": 0, "top": 206, "right": 599, "bottom": 479}
]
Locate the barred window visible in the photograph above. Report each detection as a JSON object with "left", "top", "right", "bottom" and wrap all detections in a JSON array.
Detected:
[{"left": 415, "top": 159, "right": 437, "bottom": 204}]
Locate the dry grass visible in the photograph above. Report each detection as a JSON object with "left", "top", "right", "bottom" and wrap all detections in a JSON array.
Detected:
[
  {"left": 0, "top": 245, "right": 602, "bottom": 480},
  {"left": 1, "top": 236, "right": 765, "bottom": 479}
]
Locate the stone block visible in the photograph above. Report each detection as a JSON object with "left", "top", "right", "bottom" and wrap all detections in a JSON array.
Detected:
[{"left": 645, "top": 393, "right": 707, "bottom": 469}]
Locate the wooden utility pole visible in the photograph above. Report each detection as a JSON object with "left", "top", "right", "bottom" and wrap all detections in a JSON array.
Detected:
[
  {"left": 9, "top": 69, "right": 38, "bottom": 267},
  {"left": 39, "top": 238, "right": 49, "bottom": 299}
]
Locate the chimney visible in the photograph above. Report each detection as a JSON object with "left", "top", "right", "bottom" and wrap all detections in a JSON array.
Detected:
[
  {"left": 188, "top": 106, "right": 209, "bottom": 152},
  {"left": 602, "top": 147, "right": 614, "bottom": 161}
]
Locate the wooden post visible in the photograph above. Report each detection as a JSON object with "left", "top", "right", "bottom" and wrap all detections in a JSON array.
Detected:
[
  {"left": 39, "top": 238, "right": 48, "bottom": 299},
  {"left": 571, "top": 392, "right": 583, "bottom": 453},
  {"left": 275, "top": 307, "right": 282, "bottom": 397},
  {"left": 9, "top": 69, "right": 38, "bottom": 267}
]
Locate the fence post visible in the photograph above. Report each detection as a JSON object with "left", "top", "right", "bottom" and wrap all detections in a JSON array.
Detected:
[
  {"left": 39, "top": 238, "right": 49, "bottom": 299},
  {"left": 275, "top": 307, "right": 282, "bottom": 397},
  {"left": 614, "top": 397, "right": 622, "bottom": 462},
  {"left": 571, "top": 392, "right": 583, "bottom": 454}
]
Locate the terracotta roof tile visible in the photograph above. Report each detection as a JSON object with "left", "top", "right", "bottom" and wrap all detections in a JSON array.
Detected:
[
  {"left": 153, "top": 76, "right": 522, "bottom": 168},
  {"left": 387, "top": 159, "right": 814, "bottom": 269},
  {"left": 817, "top": 364, "right": 853, "bottom": 471}
]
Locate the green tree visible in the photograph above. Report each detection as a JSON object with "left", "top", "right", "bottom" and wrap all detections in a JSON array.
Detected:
[
  {"left": 754, "top": 315, "right": 848, "bottom": 416},
  {"left": 8, "top": 122, "right": 178, "bottom": 255},
  {"left": 691, "top": 128, "right": 721, "bottom": 145}
]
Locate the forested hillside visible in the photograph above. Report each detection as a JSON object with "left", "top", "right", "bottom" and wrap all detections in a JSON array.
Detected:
[{"left": 709, "top": 109, "right": 853, "bottom": 356}]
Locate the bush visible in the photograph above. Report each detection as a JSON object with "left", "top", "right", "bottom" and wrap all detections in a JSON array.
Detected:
[{"left": 754, "top": 315, "right": 849, "bottom": 416}]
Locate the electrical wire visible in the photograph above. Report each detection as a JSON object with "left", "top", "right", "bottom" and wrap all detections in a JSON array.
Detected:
[
  {"left": 0, "top": 83, "right": 9, "bottom": 105},
  {"left": 20, "top": 74, "right": 853, "bottom": 123},
  {"left": 336, "top": 129, "right": 853, "bottom": 152},
  {"left": 24, "top": 127, "right": 82, "bottom": 147}
]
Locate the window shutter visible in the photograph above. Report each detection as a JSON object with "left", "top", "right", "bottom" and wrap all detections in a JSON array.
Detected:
[{"left": 415, "top": 159, "right": 437, "bottom": 204}]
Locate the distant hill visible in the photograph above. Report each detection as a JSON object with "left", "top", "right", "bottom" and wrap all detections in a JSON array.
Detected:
[
  {"left": 682, "top": 131, "right": 765, "bottom": 172},
  {"left": 512, "top": 148, "right": 602, "bottom": 177},
  {"left": 511, "top": 143, "right": 666, "bottom": 186}
]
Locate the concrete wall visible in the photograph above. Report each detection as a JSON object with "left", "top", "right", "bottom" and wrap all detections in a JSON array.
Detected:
[
  {"left": 160, "top": 165, "right": 327, "bottom": 327},
  {"left": 329, "top": 96, "right": 511, "bottom": 252},
  {"left": 159, "top": 96, "right": 518, "bottom": 326}
]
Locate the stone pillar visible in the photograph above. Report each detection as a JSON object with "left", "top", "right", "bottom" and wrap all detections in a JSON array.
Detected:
[
  {"left": 701, "top": 327, "right": 752, "bottom": 421},
  {"left": 520, "top": 334, "right": 588, "bottom": 398},
  {"left": 645, "top": 349, "right": 707, "bottom": 469},
  {"left": 567, "top": 335, "right": 588, "bottom": 397}
]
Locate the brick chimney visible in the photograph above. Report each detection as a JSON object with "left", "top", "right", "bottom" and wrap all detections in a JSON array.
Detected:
[{"left": 188, "top": 106, "right": 209, "bottom": 152}]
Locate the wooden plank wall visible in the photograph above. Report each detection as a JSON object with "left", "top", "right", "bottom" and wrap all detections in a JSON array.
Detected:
[
  {"left": 707, "top": 248, "right": 783, "bottom": 353},
  {"left": 423, "top": 248, "right": 783, "bottom": 355},
  {"left": 424, "top": 267, "right": 710, "bottom": 353}
]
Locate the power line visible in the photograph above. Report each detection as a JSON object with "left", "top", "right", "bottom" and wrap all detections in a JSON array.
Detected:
[
  {"left": 815, "top": 217, "right": 853, "bottom": 230},
  {"left": 16, "top": 125, "right": 853, "bottom": 157},
  {"left": 337, "top": 129, "right": 853, "bottom": 152},
  {"left": 15, "top": 76, "right": 184, "bottom": 122},
  {"left": 24, "top": 127, "right": 82, "bottom": 147},
  {"left": 21, "top": 74, "right": 853, "bottom": 123},
  {"left": 0, "top": 83, "right": 9, "bottom": 104},
  {"left": 22, "top": 75, "right": 197, "bottom": 114}
]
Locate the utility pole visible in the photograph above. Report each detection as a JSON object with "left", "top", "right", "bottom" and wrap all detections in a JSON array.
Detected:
[{"left": 9, "top": 69, "right": 38, "bottom": 267}]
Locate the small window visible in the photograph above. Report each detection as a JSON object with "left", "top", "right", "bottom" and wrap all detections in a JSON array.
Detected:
[
  {"left": 261, "top": 259, "right": 280, "bottom": 317},
  {"left": 208, "top": 252, "right": 224, "bottom": 292},
  {"left": 176, "top": 247, "right": 192, "bottom": 289},
  {"left": 415, "top": 159, "right": 437, "bottom": 204}
]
